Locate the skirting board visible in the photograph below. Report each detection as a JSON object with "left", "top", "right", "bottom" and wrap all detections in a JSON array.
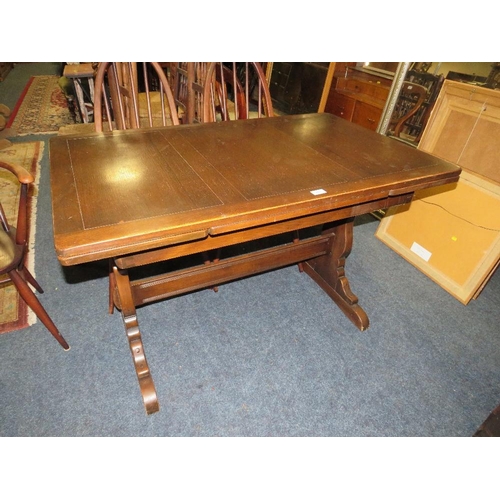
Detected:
[{"left": 375, "top": 169, "right": 500, "bottom": 305}]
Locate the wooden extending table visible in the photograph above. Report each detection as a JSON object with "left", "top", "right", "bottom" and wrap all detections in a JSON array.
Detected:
[{"left": 50, "top": 113, "right": 461, "bottom": 414}]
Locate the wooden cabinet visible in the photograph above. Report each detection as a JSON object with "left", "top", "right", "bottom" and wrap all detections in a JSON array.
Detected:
[
  {"left": 419, "top": 80, "right": 500, "bottom": 184},
  {"left": 376, "top": 80, "right": 500, "bottom": 304},
  {"left": 328, "top": 91, "right": 355, "bottom": 120},
  {"left": 352, "top": 100, "right": 383, "bottom": 131},
  {"left": 324, "top": 66, "right": 391, "bottom": 131}
]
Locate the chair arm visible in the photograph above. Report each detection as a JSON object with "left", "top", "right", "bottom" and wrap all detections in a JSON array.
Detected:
[{"left": 0, "top": 160, "right": 34, "bottom": 184}]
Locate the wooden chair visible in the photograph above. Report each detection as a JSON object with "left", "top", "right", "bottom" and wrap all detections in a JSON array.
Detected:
[
  {"left": 401, "top": 70, "right": 444, "bottom": 143},
  {"left": 0, "top": 160, "right": 69, "bottom": 350},
  {"left": 203, "top": 63, "right": 274, "bottom": 122},
  {"left": 201, "top": 64, "right": 300, "bottom": 279},
  {"left": 388, "top": 81, "right": 428, "bottom": 141},
  {"left": 94, "top": 62, "right": 180, "bottom": 132},
  {"left": 168, "top": 62, "right": 209, "bottom": 124},
  {"left": 93, "top": 63, "right": 181, "bottom": 312}
]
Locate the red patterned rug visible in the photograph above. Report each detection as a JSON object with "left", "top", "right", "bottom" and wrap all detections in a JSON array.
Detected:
[
  {"left": 0, "top": 141, "right": 43, "bottom": 334},
  {"left": 6, "top": 75, "right": 77, "bottom": 135}
]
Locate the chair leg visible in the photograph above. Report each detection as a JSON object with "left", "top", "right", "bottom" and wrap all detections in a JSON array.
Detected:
[
  {"left": 18, "top": 264, "right": 44, "bottom": 293},
  {"left": 202, "top": 251, "right": 218, "bottom": 292},
  {"left": 211, "top": 250, "right": 220, "bottom": 292},
  {"left": 8, "top": 270, "right": 70, "bottom": 351},
  {"left": 108, "top": 258, "right": 116, "bottom": 314},
  {"left": 293, "top": 230, "right": 304, "bottom": 272}
]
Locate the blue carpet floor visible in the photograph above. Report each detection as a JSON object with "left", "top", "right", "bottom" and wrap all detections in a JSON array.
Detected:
[{"left": 1, "top": 64, "right": 499, "bottom": 438}]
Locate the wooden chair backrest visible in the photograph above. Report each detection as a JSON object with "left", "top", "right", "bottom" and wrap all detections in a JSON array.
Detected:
[
  {"left": 168, "top": 62, "right": 209, "bottom": 124},
  {"left": 0, "top": 160, "right": 33, "bottom": 247},
  {"left": 390, "top": 81, "right": 428, "bottom": 138},
  {"left": 202, "top": 63, "right": 274, "bottom": 123},
  {"left": 93, "top": 62, "right": 180, "bottom": 132}
]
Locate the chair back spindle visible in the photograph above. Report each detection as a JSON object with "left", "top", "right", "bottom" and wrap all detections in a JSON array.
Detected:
[
  {"left": 203, "top": 62, "right": 273, "bottom": 123},
  {"left": 94, "top": 62, "right": 179, "bottom": 132},
  {"left": 169, "top": 62, "right": 211, "bottom": 123}
]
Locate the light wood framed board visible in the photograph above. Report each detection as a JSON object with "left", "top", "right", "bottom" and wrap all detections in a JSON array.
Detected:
[{"left": 375, "top": 170, "right": 500, "bottom": 304}]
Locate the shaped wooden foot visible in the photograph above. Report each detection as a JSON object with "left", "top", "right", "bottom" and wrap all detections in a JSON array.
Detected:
[
  {"left": 113, "top": 266, "right": 159, "bottom": 414},
  {"left": 303, "top": 218, "right": 369, "bottom": 331}
]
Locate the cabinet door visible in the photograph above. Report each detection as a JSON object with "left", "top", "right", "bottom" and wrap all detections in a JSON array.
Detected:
[
  {"left": 419, "top": 80, "right": 500, "bottom": 184},
  {"left": 352, "top": 101, "right": 381, "bottom": 131},
  {"left": 325, "top": 91, "right": 355, "bottom": 121},
  {"left": 460, "top": 101, "right": 500, "bottom": 184}
]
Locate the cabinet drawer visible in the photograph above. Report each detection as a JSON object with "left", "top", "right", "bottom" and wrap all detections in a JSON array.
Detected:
[
  {"left": 338, "top": 77, "right": 389, "bottom": 102},
  {"left": 352, "top": 101, "right": 382, "bottom": 131},
  {"left": 326, "top": 91, "right": 355, "bottom": 120}
]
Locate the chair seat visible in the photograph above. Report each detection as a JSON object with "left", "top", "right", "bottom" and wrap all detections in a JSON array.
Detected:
[
  {"left": 138, "top": 92, "right": 174, "bottom": 127},
  {"left": 58, "top": 123, "right": 97, "bottom": 136},
  {"left": 0, "top": 229, "right": 15, "bottom": 269}
]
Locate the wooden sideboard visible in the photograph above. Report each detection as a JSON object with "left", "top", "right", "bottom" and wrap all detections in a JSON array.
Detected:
[{"left": 324, "top": 66, "right": 392, "bottom": 131}]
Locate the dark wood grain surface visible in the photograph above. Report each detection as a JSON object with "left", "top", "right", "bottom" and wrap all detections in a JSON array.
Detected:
[
  {"left": 50, "top": 113, "right": 460, "bottom": 265},
  {"left": 50, "top": 112, "right": 461, "bottom": 414}
]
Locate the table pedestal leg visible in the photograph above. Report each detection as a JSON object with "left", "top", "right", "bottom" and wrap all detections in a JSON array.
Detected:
[
  {"left": 113, "top": 266, "right": 159, "bottom": 414},
  {"left": 303, "top": 218, "right": 369, "bottom": 331}
]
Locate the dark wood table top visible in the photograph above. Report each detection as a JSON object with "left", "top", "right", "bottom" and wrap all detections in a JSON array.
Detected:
[{"left": 50, "top": 113, "right": 460, "bottom": 265}]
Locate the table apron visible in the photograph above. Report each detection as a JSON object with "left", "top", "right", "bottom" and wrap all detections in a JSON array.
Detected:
[
  {"left": 115, "top": 192, "right": 414, "bottom": 269},
  {"left": 113, "top": 191, "right": 413, "bottom": 309}
]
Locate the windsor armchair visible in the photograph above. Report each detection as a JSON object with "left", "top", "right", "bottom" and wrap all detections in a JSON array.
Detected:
[
  {"left": 93, "top": 62, "right": 181, "bottom": 312},
  {"left": 169, "top": 62, "right": 209, "bottom": 124},
  {"left": 201, "top": 63, "right": 302, "bottom": 278},
  {"left": 0, "top": 160, "right": 69, "bottom": 350},
  {"left": 94, "top": 62, "right": 180, "bottom": 131},
  {"left": 203, "top": 62, "right": 274, "bottom": 122}
]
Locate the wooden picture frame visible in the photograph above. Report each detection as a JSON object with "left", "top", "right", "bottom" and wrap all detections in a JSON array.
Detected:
[{"left": 375, "top": 170, "right": 500, "bottom": 304}]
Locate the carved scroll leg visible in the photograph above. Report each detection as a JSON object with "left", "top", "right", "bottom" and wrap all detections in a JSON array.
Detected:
[
  {"left": 113, "top": 265, "right": 159, "bottom": 414},
  {"left": 303, "top": 218, "right": 369, "bottom": 331}
]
